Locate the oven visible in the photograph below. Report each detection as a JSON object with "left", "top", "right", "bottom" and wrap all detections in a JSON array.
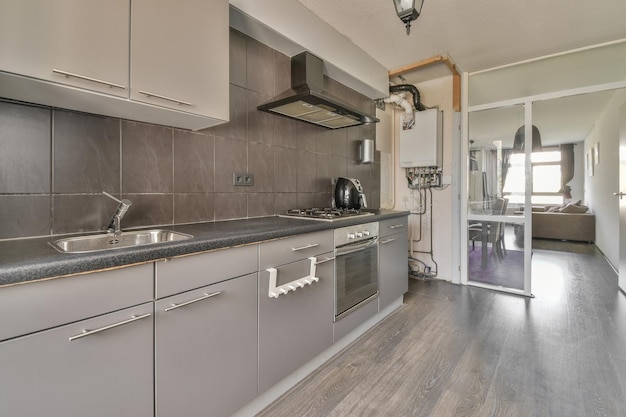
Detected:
[{"left": 334, "top": 222, "right": 379, "bottom": 321}]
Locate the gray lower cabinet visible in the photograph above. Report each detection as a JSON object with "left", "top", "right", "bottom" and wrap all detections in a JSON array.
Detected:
[
  {"left": 154, "top": 273, "right": 258, "bottom": 417},
  {"left": 0, "top": 302, "right": 154, "bottom": 417},
  {"left": 379, "top": 216, "right": 409, "bottom": 310},
  {"left": 258, "top": 247, "right": 335, "bottom": 393},
  {"left": 0, "top": 264, "right": 154, "bottom": 417}
]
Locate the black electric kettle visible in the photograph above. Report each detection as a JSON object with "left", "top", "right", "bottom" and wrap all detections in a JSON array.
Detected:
[{"left": 334, "top": 177, "right": 368, "bottom": 210}]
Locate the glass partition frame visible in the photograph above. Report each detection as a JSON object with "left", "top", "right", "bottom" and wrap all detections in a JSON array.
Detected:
[
  {"left": 462, "top": 44, "right": 626, "bottom": 296},
  {"left": 464, "top": 103, "right": 531, "bottom": 296}
]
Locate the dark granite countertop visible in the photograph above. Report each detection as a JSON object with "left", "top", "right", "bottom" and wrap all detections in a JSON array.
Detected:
[{"left": 0, "top": 210, "right": 408, "bottom": 287}]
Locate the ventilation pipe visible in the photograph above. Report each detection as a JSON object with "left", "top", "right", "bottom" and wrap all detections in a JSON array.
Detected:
[
  {"left": 389, "top": 84, "right": 426, "bottom": 112},
  {"left": 384, "top": 93, "right": 413, "bottom": 114},
  {"left": 383, "top": 93, "right": 415, "bottom": 130},
  {"left": 383, "top": 92, "right": 415, "bottom": 129}
]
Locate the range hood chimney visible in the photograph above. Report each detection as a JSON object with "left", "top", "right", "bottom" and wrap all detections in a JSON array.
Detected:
[{"left": 257, "top": 51, "right": 379, "bottom": 129}]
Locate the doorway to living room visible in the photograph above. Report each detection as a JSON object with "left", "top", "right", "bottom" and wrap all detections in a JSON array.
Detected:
[{"left": 462, "top": 40, "right": 626, "bottom": 296}]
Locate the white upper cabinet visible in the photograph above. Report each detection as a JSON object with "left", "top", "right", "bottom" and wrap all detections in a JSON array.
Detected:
[
  {"left": 0, "top": 0, "right": 130, "bottom": 97},
  {"left": 131, "top": 0, "right": 229, "bottom": 121}
]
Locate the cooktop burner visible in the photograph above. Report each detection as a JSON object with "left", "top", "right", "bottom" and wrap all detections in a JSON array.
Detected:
[{"left": 279, "top": 207, "right": 374, "bottom": 222}]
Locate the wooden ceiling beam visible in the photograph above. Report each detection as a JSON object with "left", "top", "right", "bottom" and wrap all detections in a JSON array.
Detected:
[{"left": 388, "top": 54, "right": 461, "bottom": 112}]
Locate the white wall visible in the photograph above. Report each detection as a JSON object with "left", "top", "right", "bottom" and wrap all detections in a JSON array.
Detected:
[
  {"left": 392, "top": 76, "right": 455, "bottom": 281},
  {"left": 570, "top": 142, "right": 585, "bottom": 203},
  {"left": 585, "top": 88, "right": 626, "bottom": 268}
]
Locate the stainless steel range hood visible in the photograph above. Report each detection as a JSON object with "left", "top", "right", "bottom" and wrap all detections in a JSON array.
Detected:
[{"left": 257, "top": 52, "right": 379, "bottom": 129}]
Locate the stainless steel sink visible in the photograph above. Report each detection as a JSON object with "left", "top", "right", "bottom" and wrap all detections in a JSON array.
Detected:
[{"left": 50, "top": 229, "right": 193, "bottom": 253}]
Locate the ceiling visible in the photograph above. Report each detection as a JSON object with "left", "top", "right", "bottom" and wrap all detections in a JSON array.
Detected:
[
  {"left": 297, "top": 0, "right": 626, "bottom": 80},
  {"left": 296, "top": 0, "right": 626, "bottom": 147}
]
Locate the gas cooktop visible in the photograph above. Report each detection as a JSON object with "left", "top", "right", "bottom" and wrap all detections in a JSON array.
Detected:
[{"left": 278, "top": 208, "right": 374, "bottom": 222}]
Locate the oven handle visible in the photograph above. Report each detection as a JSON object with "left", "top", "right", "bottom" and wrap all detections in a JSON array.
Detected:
[{"left": 335, "top": 237, "right": 378, "bottom": 257}]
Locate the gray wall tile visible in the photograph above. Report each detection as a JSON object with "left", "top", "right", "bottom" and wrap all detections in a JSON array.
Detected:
[
  {"left": 174, "top": 193, "right": 214, "bottom": 224},
  {"left": 274, "top": 147, "right": 298, "bottom": 192},
  {"left": 122, "top": 194, "right": 173, "bottom": 228},
  {"left": 53, "top": 110, "right": 120, "bottom": 194},
  {"left": 297, "top": 150, "right": 317, "bottom": 193},
  {"left": 174, "top": 129, "right": 214, "bottom": 193},
  {"left": 0, "top": 101, "right": 50, "bottom": 194},
  {"left": 297, "top": 123, "right": 319, "bottom": 153},
  {"left": 332, "top": 129, "right": 348, "bottom": 157},
  {"left": 207, "top": 84, "right": 247, "bottom": 141},
  {"left": 297, "top": 193, "right": 317, "bottom": 208},
  {"left": 316, "top": 129, "right": 335, "bottom": 156},
  {"left": 248, "top": 91, "right": 274, "bottom": 145},
  {"left": 274, "top": 117, "right": 298, "bottom": 149},
  {"left": 315, "top": 192, "right": 333, "bottom": 208},
  {"left": 249, "top": 142, "right": 274, "bottom": 193},
  {"left": 316, "top": 153, "right": 333, "bottom": 193},
  {"left": 214, "top": 137, "right": 247, "bottom": 193},
  {"left": 329, "top": 155, "right": 348, "bottom": 180},
  {"left": 122, "top": 121, "right": 173, "bottom": 193},
  {"left": 274, "top": 51, "right": 291, "bottom": 95},
  {"left": 0, "top": 195, "right": 50, "bottom": 239},
  {"left": 214, "top": 193, "right": 246, "bottom": 220},
  {"left": 229, "top": 28, "right": 247, "bottom": 88},
  {"left": 247, "top": 38, "right": 274, "bottom": 96},
  {"left": 273, "top": 193, "right": 297, "bottom": 214},
  {"left": 248, "top": 193, "right": 274, "bottom": 218},
  {"left": 53, "top": 194, "right": 116, "bottom": 234}
]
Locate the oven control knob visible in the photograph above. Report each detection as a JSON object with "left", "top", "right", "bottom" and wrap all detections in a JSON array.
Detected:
[
  {"left": 363, "top": 230, "right": 370, "bottom": 237},
  {"left": 356, "top": 232, "right": 363, "bottom": 238},
  {"left": 348, "top": 233, "right": 356, "bottom": 239}
]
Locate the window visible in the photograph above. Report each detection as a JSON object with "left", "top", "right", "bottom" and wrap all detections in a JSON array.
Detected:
[{"left": 503, "top": 150, "right": 563, "bottom": 205}]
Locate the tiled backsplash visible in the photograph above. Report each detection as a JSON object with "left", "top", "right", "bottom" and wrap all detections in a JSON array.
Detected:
[{"left": 0, "top": 29, "right": 379, "bottom": 240}]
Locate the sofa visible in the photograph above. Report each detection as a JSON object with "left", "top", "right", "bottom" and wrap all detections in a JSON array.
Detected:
[{"left": 516, "top": 201, "right": 596, "bottom": 242}]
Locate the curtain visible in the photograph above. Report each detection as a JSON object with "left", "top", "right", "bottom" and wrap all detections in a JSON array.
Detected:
[
  {"left": 559, "top": 144, "right": 574, "bottom": 199},
  {"left": 502, "top": 149, "right": 512, "bottom": 192}
]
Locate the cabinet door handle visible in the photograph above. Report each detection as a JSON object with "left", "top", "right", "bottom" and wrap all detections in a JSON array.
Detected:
[
  {"left": 314, "top": 256, "right": 335, "bottom": 265},
  {"left": 139, "top": 90, "right": 192, "bottom": 107},
  {"left": 52, "top": 69, "right": 126, "bottom": 90},
  {"left": 69, "top": 313, "right": 151, "bottom": 341},
  {"left": 380, "top": 238, "right": 396, "bottom": 244},
  {"left": 291, "top": 243, "right": 319, "bottom": 252},
  {"left": 164, "top": 291, "right": 221, "bottom": 312},
  {"left": 389, "top": 224, "right": 405, "bottom": 229}
]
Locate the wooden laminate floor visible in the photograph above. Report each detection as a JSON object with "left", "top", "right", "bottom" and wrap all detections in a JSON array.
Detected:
[{"left": 256, "top": 243, "right": 626, "bottom": 417}]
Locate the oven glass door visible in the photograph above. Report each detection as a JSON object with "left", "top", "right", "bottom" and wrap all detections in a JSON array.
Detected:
[{"left": 335, "top": 238, "right": 378, "bottom": 319}]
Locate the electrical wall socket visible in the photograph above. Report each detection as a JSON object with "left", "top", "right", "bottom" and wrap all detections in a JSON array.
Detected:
[{"left": 233, "top": 172, "right": 254, "bottom": 186}]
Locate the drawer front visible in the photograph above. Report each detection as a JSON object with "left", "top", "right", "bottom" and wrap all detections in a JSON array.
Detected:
[
  {"left": 379, "top": 216, "right": 409, "bottom": 238},
  {"left": 0, "top": 302, "right": 154, "bottom": 417},
  {"left": 0, "top": 263, "right": 153, "bottom": 342},
  {"left": 156, "top": 244, "right": 257, "bottom": 299},
  {"left": 259, "top": 230, "right": 333, "bottom": 270}
]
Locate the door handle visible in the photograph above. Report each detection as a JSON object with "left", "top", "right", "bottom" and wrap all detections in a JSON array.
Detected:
[
  {"left": 69, "top": 313, "right": 151, "bottom": 341},
  {"left": 164, "top": 292, "right": 221, "bottom": 312},
  {"left": 613, "top": 192, "right": 626, "bottom": 199}
]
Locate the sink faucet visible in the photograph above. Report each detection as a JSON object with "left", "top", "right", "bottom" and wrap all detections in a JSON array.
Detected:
[{"left": 103, "top": 191, "right": 132, "bottom": 237}]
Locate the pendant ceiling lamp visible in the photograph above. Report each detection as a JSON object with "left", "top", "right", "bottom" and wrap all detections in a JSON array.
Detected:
[{"left": 393, "top": 0, "right": 425, "bottom": 35}]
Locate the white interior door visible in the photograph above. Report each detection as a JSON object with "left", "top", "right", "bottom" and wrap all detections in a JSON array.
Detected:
[{"left": 619, "top": 103, "right": 626, "bottom": 293}]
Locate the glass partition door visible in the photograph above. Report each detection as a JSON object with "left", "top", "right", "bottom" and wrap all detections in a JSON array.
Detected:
[{"left": 466, "top": 105, "right": 531, "bottom": 295}]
